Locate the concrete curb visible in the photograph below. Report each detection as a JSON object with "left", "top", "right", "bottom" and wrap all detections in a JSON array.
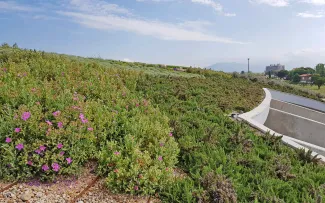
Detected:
[{"left": 239, "top": 88, "right": 325, "bottom": 162}]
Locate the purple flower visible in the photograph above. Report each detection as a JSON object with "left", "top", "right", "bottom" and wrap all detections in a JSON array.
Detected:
[
  {"left": 114, "top": 151, "right": 120, "bottom": 156},
  {"left": 52, "top": 163, "right": 60, "bottom": 172},
  {"left": 158, "top": 156, "right": 163, "bottom": 161},
  {"left": 35, "top": 149, "right": 41, "bottom": 154},
  {"left": 57, "top": 143, "right": 63, "bottom": 149},
  {"left": 52, "top": 111, "right": 60, "bottom": 117},
  {"left": 59, "top": 151, "right": 65, "bottom": 156},
  {"left": 46, "top": 120, "right": 52, "bottom": 126},
  {"left": 87, "top": 127, "right": 93, "bottom": 131},
  {"left": 2, "top": 68, "right": 7, "bottom": 72},
  {"left": 57, "top": 122, "right": 63, "bottom": 128},
  {"left": 134, "top": 186, "right": 139, "bottom": 191},
  {"left": 79, "top": 113, "right": 88, "bottom": 123},
  {"left": 66, "top": 157, "right": 72, "bottom": 164},
  {"left": 42, "top": 164, "right": 49, "bottom": 171},
  {"left": 27, "top": 160, "right": 33, "bottom": 166},
  {"left": 14, "top": 128, "right": 21, "bottom": 133},
  {"left": 16, "top": 143, "right": 24, "bottom": 151},
  {"left": 39, "top": 145, "right": 46, "bottom": 151},
  {"left": 21, "top": 112, "right": 31, "bottom": 121},
  {"left": 5, "top": 137, "right": 11, "bottom": 143}
]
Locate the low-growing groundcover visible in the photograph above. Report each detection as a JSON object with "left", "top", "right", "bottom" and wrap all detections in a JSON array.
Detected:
[
  {"left": 0, "top": 46, "right": 179, "bottom": 195},
  {"left": 1, "top": 45, "right": 325, "bottom": 202},
  {"left": 136, "top": 74, "right": 325, "bottom": 202}
]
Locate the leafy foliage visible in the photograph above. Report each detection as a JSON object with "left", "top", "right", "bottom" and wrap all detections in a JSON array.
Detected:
[
  {"left": 0, "top": 46, "right": 179, "bottom": 194},
  {"left": 2, "top": 45, "right": 325, "bottom": 202}
]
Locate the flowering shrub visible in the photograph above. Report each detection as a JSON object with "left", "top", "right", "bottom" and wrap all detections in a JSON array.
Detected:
[
  {"left": 97, "top": 104, "right": 179, "bottom": 195},
  {"left": 0, "top": 47, "right": 179, "bottom": 188}
]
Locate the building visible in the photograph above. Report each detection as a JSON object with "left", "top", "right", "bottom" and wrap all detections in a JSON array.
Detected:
[
  {"left": 265, "top": 64, "right": 285, "bottom": 73},
  {"left": 299, "top": 74, "right": 312, "bottom": 83}
]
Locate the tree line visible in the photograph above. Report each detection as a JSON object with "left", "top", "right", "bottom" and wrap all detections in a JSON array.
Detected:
[{"left": 270, "top": 64, "right": 325, "bottom": 89}]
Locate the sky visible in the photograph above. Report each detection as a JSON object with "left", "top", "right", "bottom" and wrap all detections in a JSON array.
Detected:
[{"left": 1, "top": 0, "right": 325, "bottom": 72}]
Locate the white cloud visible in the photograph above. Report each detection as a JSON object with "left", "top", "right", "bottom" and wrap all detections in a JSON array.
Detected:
[
  {"left": 301, "top": 0, "right": 325, "bottom": 5},
  {"left": 178, "top": 20, "right": 214, "bottom": 31},
  {"left": 58, "top": 11, "right": 246, "bottom": 44},
  {"left": 123, "top": 58, "right": 134, "bottom": 62},
  {"left": 0, "top": 1, "right": 38, "bottom": 11},
  {"left": 68, "top": 0, "right": 131, "bottom": 15},
  {"left": 136, "top": 0, "right": 236, "bottom": 16},
  {"left": 249, "top": 0, "right": 290, "bottom": 7},
  {"left": 33, "top": 15, "right": 61, "bottom": 20},
  {"left": 191, "top": 0, "right": 237, "bottom": 16},
  {"left": 297, "top": 11, "right": 324, "bottom": 18}
]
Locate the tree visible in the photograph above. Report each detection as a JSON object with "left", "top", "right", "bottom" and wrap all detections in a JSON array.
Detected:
[
  {"left": 292, "top": 73, "right": 301, "bottom": 83},
  {"left": 268, "top": 71, "right": 272, "bottom": 78},
  {"left": 13, "top": 43, "right": 18, "bottom": 48},
  {"left": 314, "top": 77, "right": 325, "bottom": 89},
  {"left": 311, "top": 74, "right": 320, "bottom": 85},
  {"left": 316, "top": 64, "right": 325, "bottom": 76},
  {"left": 240, "top": 71, "right": 245, "bottom": 74},
  {"left": 277, "top": 70, "right": 289, "bottom": 79}
]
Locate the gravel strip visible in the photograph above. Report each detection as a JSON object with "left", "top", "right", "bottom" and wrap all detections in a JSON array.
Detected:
[{"left": 76, "top": 179, "right": 159, "bottom": 203}]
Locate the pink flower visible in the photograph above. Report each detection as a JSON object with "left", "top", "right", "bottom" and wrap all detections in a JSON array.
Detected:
[
  {"left": 42, "top": 164, "right": 49, "bottom": 171},
  {"left": 169, "top": 132, "right": 173, "bottom": 137},
  {"left": 114, "top": 169, "right": 119, "bottom": 173},
  {"left": 21, "top": 112, "right": 31, "bottom": 121},
  {"left": 160, "top": 143, "right": 164, "bottom": 147},
  {"left": 114, "top": 151, "right": 120, "bottom": 156},
  {"left": 31, "top": 88, "right": 36, "bottom": 92},
  {"left": 79, "top": 113, "right": 88, "bottom": 123},
  {"left": 5, "top": 137, "right": 11, "bottom": 143},
  {"left": 134, "top": 186, "right": 139, "bottom": 191},
  {"left": 46, "top": 120, "right": 52, "bottom": 126},
  {"left": 73, "top": 97, "right": 78, "bottom": 101},
  {"left": 2, "top": 68, "right": 7, "bottom": 72},
  {"left": 27, "top": 161, "right": 33, "bottom": 166},
  {"left": 136, "top": 103, "right": 140, "bottom": 107},
  {"left": 57, "top": 122, "right": 63, "bottom": 128},
  {"left": 14, "top": 128, "right": 21, "bottom": 133},
  {"left": 52, "top": 111, "right": 60, "bottom": 117},
  {"left": 36, "top": 101, "right": 40, "bottom": 105},
  {"left": 35, "top": 149, "right": 41, "bottom": 154},
  {"left": 52, "top": 163, "right": 60, "bottom": 172},
  {"left": 59, "top": 151, "right": 65, "bottom": 156},
  {"left": 158, "top": 156, "right": 163, "bottom": 161},
  {"left": 57, "top": 143, "right": 63, "bottom": 149},
  {"left": 166, "top": 167, "right": 169, "bottom": 171},
  {"left": 16, "top": 143, "right": 24, "bottom": 151},
  {"left": 66, "top": 157, "right": 72, "bottom": 164},
  {"left": 39, "top": 145, "right": 46, "bottom": 151},
  {"left": 87, "top": 127, "right": 93, "bottom": 131}
]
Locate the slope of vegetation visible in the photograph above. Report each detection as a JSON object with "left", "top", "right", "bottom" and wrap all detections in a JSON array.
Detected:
[{"left": 1, "top": 45, "right": 325, "bottom": 202}]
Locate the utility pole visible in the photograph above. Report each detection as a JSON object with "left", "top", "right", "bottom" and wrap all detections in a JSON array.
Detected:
[{"left": 247, "top": 58, "right": 250, "bottom": 77}]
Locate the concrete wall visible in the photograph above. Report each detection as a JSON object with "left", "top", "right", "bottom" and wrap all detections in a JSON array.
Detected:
[
  {"left": 264, "top": 108, "right": 325, "bottom": 148},
  {"left": 271, "top": 99, "right": 325, "bottom": 124},
  {"left": 240, "top": 88, "right": 271, "bottom": 124},
  {"left": 239, "top": 88, "right": 325, "bottom": 161}
]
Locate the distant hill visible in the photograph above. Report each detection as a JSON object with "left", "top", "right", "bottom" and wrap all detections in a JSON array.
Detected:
[{"left": 206, "top": 62, "right": 247, "bottom": 73}]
